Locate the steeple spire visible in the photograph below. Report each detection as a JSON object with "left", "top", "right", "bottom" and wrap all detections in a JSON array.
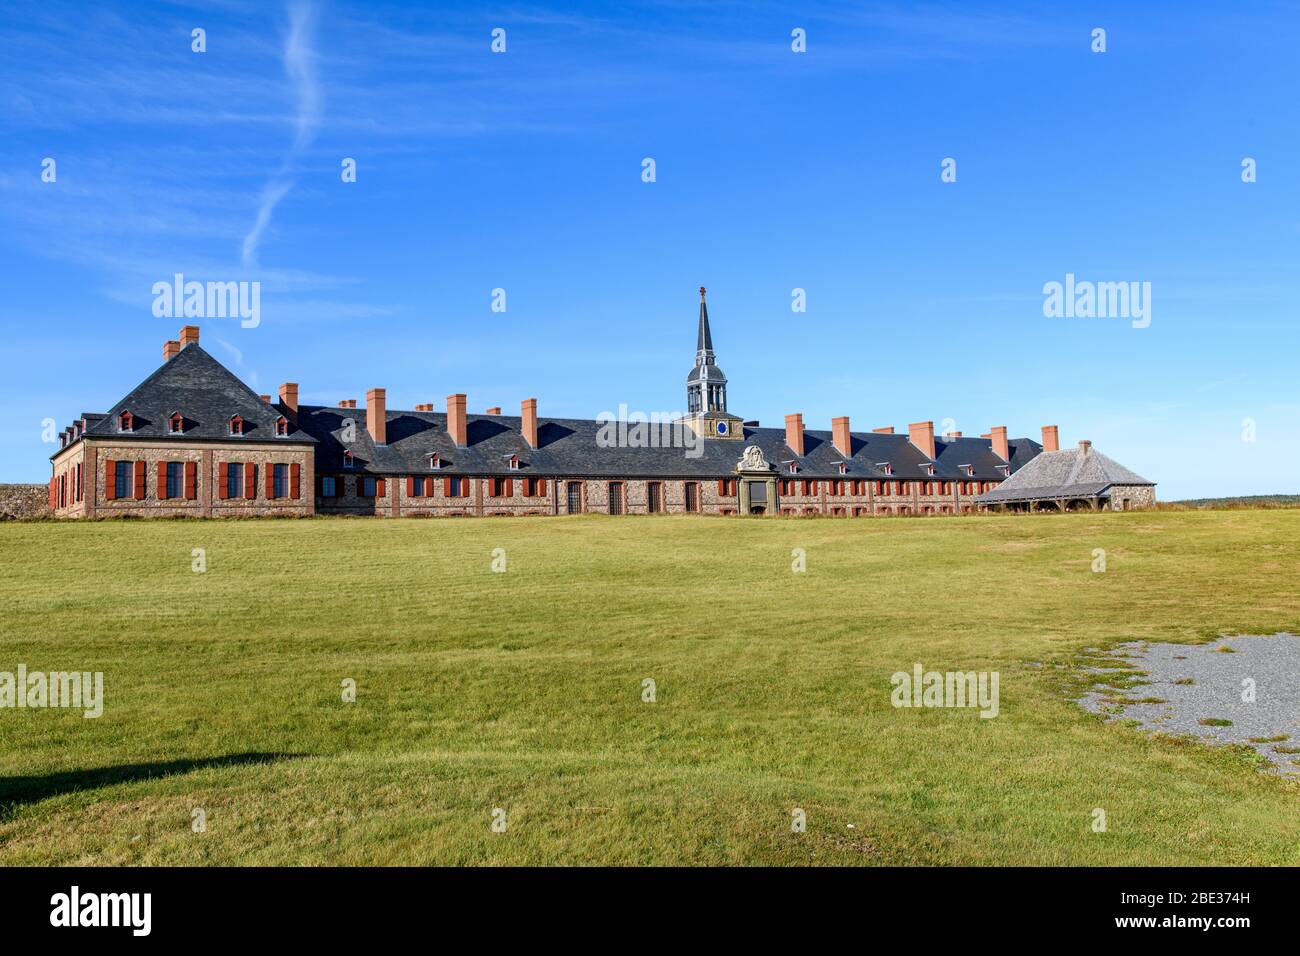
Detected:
[
  {"left": 697, "top": 286, "right": 713, "bottom": 353},
  {"left": 686, "top": 286, "right": 726, "bottom": 415}
]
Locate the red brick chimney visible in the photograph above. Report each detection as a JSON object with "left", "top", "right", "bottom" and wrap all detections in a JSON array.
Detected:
[
  {"left": 832, "top": 416, "right": 851, "bottom": 457},
  {"left": 908, "top": 420, "right": 936, "bottom": 459},
  {"left": 179, "top": 325, "right": 200, "bottom": 349},
  {"left": 448, "top": 393, "right": 467, "bottom": 446},
  {"left": 521, "top": 398, "right": 538, "bottom": 448},
  {"left": 339, "top": 399, "right": 356, "bottom": 409},
  {"left": 990, "top": 425, "right": 1009, "bottom": 462},
  {"left": 259, "top": 394, "right": 271, "bottom": 404},
  {"left": 278, "top": 383, "right": 299, "bottom": 420},
  {"left": 785, "top": 413, "right": 804, "bottom": 456},
  {"left": 1042, "top": 424, "right": 1059, "bottom": 452},
  {"left": 872, "top": 426, "right": 894, "bottom": 434},
  {"left": 414, "top": 403, "right": 433, "bottom": 412},
  {"left": 163, "top": 340, "right": 180, "bottom": 361},
  {"left": 366, "top": 388, "right": 387, "bottom": 444},
  {"left": 485, "top": 406, "right": 501, "bottom": 415}
]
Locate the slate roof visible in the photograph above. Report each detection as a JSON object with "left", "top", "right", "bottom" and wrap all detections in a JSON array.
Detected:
[
  {"left": 71, "top": 343, "right": 314, "bottom": 449},
  {"left": 298, "top": 405, "right": 1036, "bottom": 481},
  {"left": 976, "top": 444, "right": 1154, "bottom": 503}
]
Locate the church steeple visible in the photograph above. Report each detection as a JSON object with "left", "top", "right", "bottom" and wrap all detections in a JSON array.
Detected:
[{"left": 687, "top": 286, "right": 727, "bottom": 415}]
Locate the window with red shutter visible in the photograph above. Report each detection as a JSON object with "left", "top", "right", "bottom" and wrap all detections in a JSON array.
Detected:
[
  {"left": 291, "top": 462, "right": 301, "bottom": 499},
  {"left": 503, "top": 478, "right": 513, "bottom": 497},
  {"left": 376, "top": 478, "right": 386, "bottom": 498},
  {"left": 185, "top": 461, "right": 197, "bottom": 499},
  {"left": 537, "top": 479, "right": 547, "bottom": 496},
  {"left": 133, "top": 460, "right": 146, "bottom": 500},
  {"left": 265, "top": 465, "right": 275, "bottom": 499},
  {"left": 406, "top": 476, "right": 414, "bottom": 497},
  {"left": 244, "top": 462, "right": 255, "bottom": 499},
  {"left": 157, "top": 461, "right": 169, "bottom": 499},
  {"left": 443, "top": 476, "right": 452, "bottom": 497}
]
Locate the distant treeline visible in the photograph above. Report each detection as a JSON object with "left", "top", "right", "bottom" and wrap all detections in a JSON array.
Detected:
[{"left": 1159, "top": 495, "right": 1300, "bottom": 510}]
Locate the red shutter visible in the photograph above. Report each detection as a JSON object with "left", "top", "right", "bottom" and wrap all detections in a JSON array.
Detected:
[
  {"left": 406, "top": 476, "right": 414, "bottom": 497},
  {"left": 265, "top": 465, "right": 275, "bottom": 499},
  {"left": 291, "top": 463, "right": 301, "bottom": 499},
  {"left": 244, "top": 462, "right": 255, "bottom": 499},
  {"left": 157, "top": 461, "right": 169, "bottom": 499},
  {"left": 504, "top": 478, "right": 513, "bottom": 498},
  {"left": 48, "top": 477, "right": 55, "bottom": 509},
  {"left": 443, "top": 476, "right": 452, "bottom": 497},
  {"left": 218, "top": 462, "right": 229, "bottom": 499},
  {"left": 185, "top": 461, "right": 197, "bottom": 499},
  {"left": 376, "top": 478, "right": 386, "bottom": 498},
  {"left": 537, "top": 479, "right": 547, "bottom": 496},
  {"left": 104, "top": 459, "right": 116, "bottom": 500},
  {"left": 134, "top": 460, "right": 146, "bottom": 500},
  {"left": 463, "top": 478, "right": 471, "bottom": 498},
  {"left": 717, "top": 479, "right": 726, "bottom": 495}
]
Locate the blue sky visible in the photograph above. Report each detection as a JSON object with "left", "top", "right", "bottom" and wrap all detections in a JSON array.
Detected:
[{"left": 2, "top": 0, "right": 1297, "bottom": 498}]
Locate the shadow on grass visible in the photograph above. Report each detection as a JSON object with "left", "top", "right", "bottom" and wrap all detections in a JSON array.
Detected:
[{"left": 0, "top": 752, "right": 306, "bottom": 820}]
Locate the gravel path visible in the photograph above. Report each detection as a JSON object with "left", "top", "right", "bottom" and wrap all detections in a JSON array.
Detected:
[{"left": 1077, "top": 634, "right": 1300, "bottom": 776}]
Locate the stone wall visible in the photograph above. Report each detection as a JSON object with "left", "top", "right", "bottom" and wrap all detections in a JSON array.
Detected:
[
  {"left": 1109, "top": 485, "right": 1157, "bottom": 510},
  {"left": 0, "top": 484, "right": 50, "bottom": 520}
]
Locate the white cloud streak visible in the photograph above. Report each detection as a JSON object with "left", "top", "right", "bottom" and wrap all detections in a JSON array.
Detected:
[{"left": 241, "top": 0, "right": 320, "bottom": 268}]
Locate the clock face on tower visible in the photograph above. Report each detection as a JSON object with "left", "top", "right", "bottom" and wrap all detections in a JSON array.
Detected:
[{"left": 715, "top": 420, "right": 729, "bottom": 436}]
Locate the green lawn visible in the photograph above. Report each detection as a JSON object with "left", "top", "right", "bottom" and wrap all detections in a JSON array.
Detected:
[{"left": 2, "top": 510, "right": 1299, "bottom": 865}]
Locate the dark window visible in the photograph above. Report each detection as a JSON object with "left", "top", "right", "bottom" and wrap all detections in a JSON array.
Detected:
[
  {"left": 609, "top": 482, "right": 624, "bottom": 515},
  {"left": 362, "top": 477, "right": 377, "bottom": 497},
  {"left": 226, "top": 462, "right": 243, "bottom": 498},
  {"left": 322, "top": 476, "right": 336, "bottom": 497},
  {"left": 411, "top": 476, "right": 425, "bottom": 497},
  {"left": 566, "top": 481, "right": 582, "bottom": 514},
  {"left": 114, "top": 461, "right": 131, "bottom": 499},
  {"left": 274, "top": 464, "right": 289, "bottom": 499},
  {"left": 647, "top": 482, "right": 662, "bottom": 513},
  {"left": 684, "top": 482, "right": 698, "bottom": 513},
  {"left": 166, "top": 462, "right": 183, "bottom": 499}
]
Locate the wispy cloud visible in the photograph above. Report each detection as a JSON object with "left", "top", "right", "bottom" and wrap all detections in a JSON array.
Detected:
[{"left": 241, "top": 0, "right": 320, "bottom": 268}]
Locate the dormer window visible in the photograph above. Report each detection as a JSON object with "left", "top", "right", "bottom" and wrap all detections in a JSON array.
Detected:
[
  {"left": 924, "top": 464, "right": 936, "bottom": 477},
  {"left": 960, "top": 464, "right": 974, "bottom": 477},
  {"left": 344, "top": 450, "right": 355, "bottom": 469},
  {"left": 878, "top": 462, "right": 893, "bottom": 475},
  {"left": 118, "top": 410, "right": 134, "bottom": 432},
  {"left": 507, "top": 455, "right": 520, "bottom": 471},
  {"left": 837, "top": 462, "right": 848, "bottom": 476},
  {"left": 228, "top": 415, "right": 244, "bottom": 436},
  {"left": 999, "top": 464, "right": 1011, "bottom": 477},
  {"left": 275, "top": 416, "right": 288, "bottom": 437},
  {"left": 428, "top": 453, "right": 442, "bottom": 470},
  {"left": 787, "top": 462, "right": 800, "bottom": 475},
  {"left": 169, "top": 413, "right": 184, "bottom": 434}
]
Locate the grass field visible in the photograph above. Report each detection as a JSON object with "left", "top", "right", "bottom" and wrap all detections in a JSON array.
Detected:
[{"left": 2, "top": 510, "right": 1299, "bottom": 866}]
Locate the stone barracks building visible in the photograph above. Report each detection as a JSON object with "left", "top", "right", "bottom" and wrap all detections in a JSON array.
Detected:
[{"left": 46, "top": 291, "right": 1153, "bottom": 519}]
